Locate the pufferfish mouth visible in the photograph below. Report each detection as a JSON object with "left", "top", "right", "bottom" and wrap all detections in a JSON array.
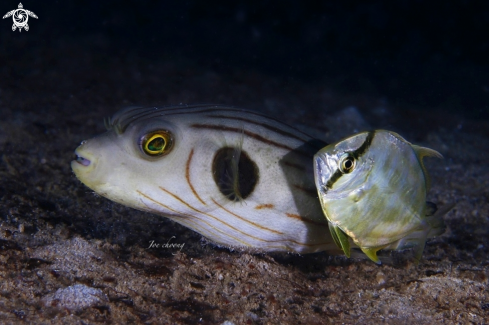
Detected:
[
  {"left": 71, "top": 145, "right": 105, "bottom": 187},
  {"left": 75, "top": 155, "right": 91, "bottom": 166},
  {"left": 72, "top": 145, "right": 96, "bottom": 169}
]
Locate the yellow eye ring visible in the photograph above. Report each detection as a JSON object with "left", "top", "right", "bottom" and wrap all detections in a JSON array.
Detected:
[
  {"left": 340, "top": 155, "right": 356, "bottom": 174},
  {"left": 141, "top": 131, "right": 173, "bottom": 156}
]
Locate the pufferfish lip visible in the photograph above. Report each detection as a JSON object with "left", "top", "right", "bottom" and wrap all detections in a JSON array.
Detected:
[
  {"left": 72, "top": 146, "right": 96, "bottom": 171},
  {"left": 75, "top": 155, "right": 91, "bottom": 166}
]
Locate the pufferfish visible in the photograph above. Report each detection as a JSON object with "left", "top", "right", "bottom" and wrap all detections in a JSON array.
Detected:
[
  {"left": 72, "top": 105, "right": 340, "bottom": 254},
  {"left": 314, "top": 130, "right": 448, "bottom": 263}
]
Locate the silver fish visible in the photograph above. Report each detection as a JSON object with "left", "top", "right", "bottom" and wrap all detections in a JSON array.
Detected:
[
  {"left": 314, "top": 130, "right": 448, "bottom": 263},
  {"left": 72, "top": 105, "right": 338, "bottom": 254}
]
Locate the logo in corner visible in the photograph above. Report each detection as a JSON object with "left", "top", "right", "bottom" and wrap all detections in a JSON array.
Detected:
[{"left": 3, "top": 3, "right": 37, "bottom": 32}]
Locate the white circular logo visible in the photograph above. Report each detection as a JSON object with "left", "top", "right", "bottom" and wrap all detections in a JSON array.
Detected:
[{"left": 3, "top": 3, "right": 38, "bottom": 32}]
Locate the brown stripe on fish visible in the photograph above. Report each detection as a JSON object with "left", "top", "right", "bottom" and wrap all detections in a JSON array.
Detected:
[
  {"left": 205, "top": 114, "right": 311, "bottom": 143},
  {"left": 136, "top": 190, "right": 227, "bottom": 243},
  {"left": 191, "top": 124, "right": 314, "bottom": 158},
  {"left": 139, "top": 190, "right": 332, "bottom": 251},
  {"left": 152, "top": 187, "right": 255, "bottom": 246},
  {"left": 202, "top": 201, "right": 332, "bottom": 249},
  {"left": 192, "top": 123, "right": 294, "bottom": 150},
  {"left": 110, "top": 105, "right": 224, "bottom": 133},
  {"left": 159, "top": 186, "right": 289, "bottom": 244},
  {"left": 255, "top": 204, "right": 274, "bottom": 210},
  {"left": 163, "top": 107, "right": 316, "bottom": 140},
  {"left": 136, "top": 191, "right": 335, "bottom": 251},
  {"left": 186, "top": 148, "right": 207, "bottom": 206},
  {"left": 285, "top": 213, "right": 328, "bottom": 228},
  {"left": 210, "top": 199, "right": 336, "bottom": 249},
  {"left": 110, "top": 106, "right": 324, "bottom": 155},
  {"left": 211, "top": 199, "right": 284, "bottom": 235}
]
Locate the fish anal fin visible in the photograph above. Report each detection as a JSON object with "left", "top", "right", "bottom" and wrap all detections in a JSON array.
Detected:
[
  {"left": 328, "top": 222, "right": 351, "bottom": 258},
  {"left": 360, "top": 246, "right": 383, "bottom": 264}
]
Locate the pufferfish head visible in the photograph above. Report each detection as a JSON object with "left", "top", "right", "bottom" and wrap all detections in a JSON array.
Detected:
[{"left": 71, "top": 108, "right": 184, "bottom": 209}]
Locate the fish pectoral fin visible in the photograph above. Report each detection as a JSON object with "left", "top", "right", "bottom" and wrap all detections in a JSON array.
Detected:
[
  {"left": 328, "top": 222, "right": 351, "bottom": 258},
  {"left": 360, "top": 246, "right": 383, "bottom": 264}
]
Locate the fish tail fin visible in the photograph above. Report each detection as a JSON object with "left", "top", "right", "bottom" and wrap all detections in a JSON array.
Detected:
[
  {"left": 389, "top": 202, "right": 453, "bottom": 263},
  {"left": 414, "top": 202, "right": 455, "bottom": 263},
  {"left": 425, "top": 201, "right": 455, "bottom": 238}
]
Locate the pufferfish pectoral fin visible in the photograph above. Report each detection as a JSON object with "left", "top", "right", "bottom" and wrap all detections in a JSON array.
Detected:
[{"left": 328, "top": 222, "right": 351, "bottom": 258}]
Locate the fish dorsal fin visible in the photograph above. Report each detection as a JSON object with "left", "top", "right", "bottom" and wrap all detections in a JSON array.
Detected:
[{"left": 411, "top": 145, "right": 443, "bottom": 191}]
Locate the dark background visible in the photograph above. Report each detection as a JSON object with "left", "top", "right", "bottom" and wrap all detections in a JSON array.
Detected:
[{"left": 1, "top": 0, "right": 488, "bottom": 119}]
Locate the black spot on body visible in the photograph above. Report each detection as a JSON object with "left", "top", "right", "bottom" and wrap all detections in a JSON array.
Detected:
[{"left": 212, "top": 147, "right": 259, "bottom": 201}]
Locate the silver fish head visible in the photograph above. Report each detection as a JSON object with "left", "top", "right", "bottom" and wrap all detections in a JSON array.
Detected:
[
  {"left": 314, "top": 131, "right": 375, "bottom": 199},
  {"left": 314, "top": 130, "right": 444, "bottom": 262}
]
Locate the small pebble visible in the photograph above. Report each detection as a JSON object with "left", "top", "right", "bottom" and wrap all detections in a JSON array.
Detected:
[
  {"left": 43, "top": 284, "right": 108, "bottom": 312},
  {"left": 376, "top": 271, "right": 386, "bottom": 285}
]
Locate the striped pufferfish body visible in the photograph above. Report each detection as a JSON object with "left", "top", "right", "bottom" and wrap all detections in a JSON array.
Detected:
[{"left": 72, "top": 105, "right": 339, "bottom": 254}]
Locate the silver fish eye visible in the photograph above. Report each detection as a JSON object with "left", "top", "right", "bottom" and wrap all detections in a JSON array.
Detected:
[{"left": 339, "top": 154, "right": 356, "bottom": 174}]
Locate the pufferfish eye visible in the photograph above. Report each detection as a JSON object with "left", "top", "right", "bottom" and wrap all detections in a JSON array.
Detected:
[
  {"left": 339, "top": 154, "right": 356, "bottom": 174},
  {"left": 141, "top": 131, "right": 173, "bottom": 156}
]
